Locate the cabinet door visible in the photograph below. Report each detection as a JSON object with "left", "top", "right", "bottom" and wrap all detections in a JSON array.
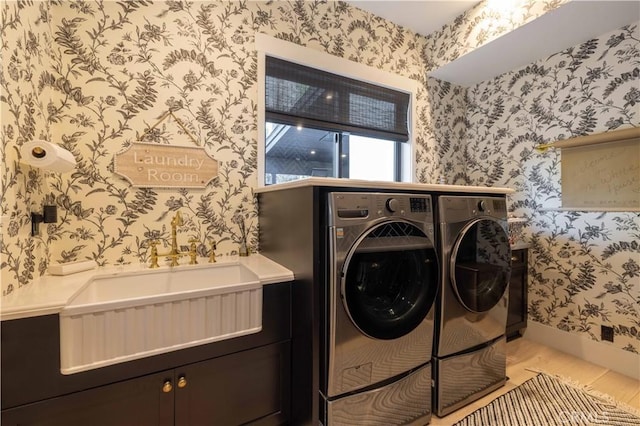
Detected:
[
  {"left": 507, "top": 249, "right": 528, "bottom": 338},
  {"left": 175, "top": 341, "right": 290, "bottom": 426},
  {"left": 1, "top": 371, "right": 174, "bottom": 426}
]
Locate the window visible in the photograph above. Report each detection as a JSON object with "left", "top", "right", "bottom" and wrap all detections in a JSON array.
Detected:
[
  {"left": 264, "top": 126, "right": 405, "bottom": 185},
  {"left": 256, "top": 34, "right": 417, "bottom": 186}
]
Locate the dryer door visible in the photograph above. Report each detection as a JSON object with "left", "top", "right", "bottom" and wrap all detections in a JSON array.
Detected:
[
  {"left": 451, "top": 218, "right": 511, "bottom": 313},
  {"left": 341, "top": 220, "right": 438, "bottom": 340}
]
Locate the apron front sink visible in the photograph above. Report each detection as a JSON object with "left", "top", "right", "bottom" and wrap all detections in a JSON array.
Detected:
[{"left": 60, "top": 262, "right": 263, "bottom": 374}]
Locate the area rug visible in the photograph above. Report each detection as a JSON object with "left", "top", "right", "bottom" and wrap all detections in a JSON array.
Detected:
[{"left": 454, "top": 372, "right": 640, "bottom": 426}]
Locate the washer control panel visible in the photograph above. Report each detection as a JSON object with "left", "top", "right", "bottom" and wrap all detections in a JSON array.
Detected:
[{"left": 328, "top": 192, "right": 433, "bottom": 226}]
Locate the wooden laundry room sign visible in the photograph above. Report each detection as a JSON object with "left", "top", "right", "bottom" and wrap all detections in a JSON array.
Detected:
[{"left": 114, "top": 142, "right": 218, "bottom": 189}]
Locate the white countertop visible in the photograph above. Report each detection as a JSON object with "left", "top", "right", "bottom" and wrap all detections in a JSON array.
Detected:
[
  {"left": 254, "top": 177, "right": 515, "bottom": 194},
  {"left": 0, "top": 254, "right": 293, "bottom": 321}
]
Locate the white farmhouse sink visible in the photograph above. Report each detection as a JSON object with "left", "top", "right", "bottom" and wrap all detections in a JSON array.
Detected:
[
  {"left": 66, "top": 263, "right": 261, "bottom": 310},
  {"left": 60, "top": 262, "right": 263, "bottom": 374}
]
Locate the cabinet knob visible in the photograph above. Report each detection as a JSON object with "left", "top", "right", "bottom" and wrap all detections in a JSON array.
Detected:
[
  {"left": 162, "top": 380, "right": 173, "bottom": 393},
  {"left": 178, "top": 376, "right": 187, "bottom": 389},
  {"left": 511, "top": 256, "right": 518, "bottom": 262}
]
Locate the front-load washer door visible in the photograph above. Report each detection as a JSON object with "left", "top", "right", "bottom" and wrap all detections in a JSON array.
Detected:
[
  {"left": 451, "top": 218, "right": 511, "bottom": 313},
  {"left": 342, "top": 220, "right": 438, "bottom": 340},
  {"left": 328, "top": 220, "right": 438, "bottom": 397}
]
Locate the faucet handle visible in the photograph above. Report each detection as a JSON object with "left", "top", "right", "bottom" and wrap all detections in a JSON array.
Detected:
[
  {"left": 208, "top": 240, "right": 217, "bottom": 263},
  {"left": 188, "top": 238, "right": 199, "bottom": 265},
  {"left": 149, "top": 240, "right": 160, "bottom": 269}
]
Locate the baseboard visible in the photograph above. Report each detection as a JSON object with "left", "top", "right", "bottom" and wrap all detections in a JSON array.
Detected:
[{"left": 522, "top": 321, "right": 640, "bottom": 380}]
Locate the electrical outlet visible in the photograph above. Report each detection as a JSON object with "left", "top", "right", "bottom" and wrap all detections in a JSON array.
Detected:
[{"left": 601, "top": 325, "right": 614, "bottom": 342}]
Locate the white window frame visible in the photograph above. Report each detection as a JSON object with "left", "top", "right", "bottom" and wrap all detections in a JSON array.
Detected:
[{"left": 255, "top": 33, "right": 418, "bottom": 187}]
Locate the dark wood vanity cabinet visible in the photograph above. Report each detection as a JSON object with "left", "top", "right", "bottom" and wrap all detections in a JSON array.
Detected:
[
  {"left": 174, "top": 342, "right": 289, "bottom": 426},
  {"left": 2, "top": 370, "right": 175, "bottom": 426},
  {"left": 1, "top": 282, "right": 291, "bottom": 426},
  {"left": 2, "top": 342, "right": 290, "bottom": 426},
  {"left": 507, "top": 247, "right": 528, "bottom": 340}
]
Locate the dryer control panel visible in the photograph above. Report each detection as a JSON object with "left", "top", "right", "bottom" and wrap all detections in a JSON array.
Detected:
[{"left": 439, "top": 196, "right": 508, "bottom": 222}]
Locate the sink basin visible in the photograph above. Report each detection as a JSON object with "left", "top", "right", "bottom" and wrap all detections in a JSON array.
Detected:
[
  {"left": 60, "top": 262, "right": 263, "bottom": 374},
  {"left": 66, "top": 263, "right": 261, "bottom": 310}
]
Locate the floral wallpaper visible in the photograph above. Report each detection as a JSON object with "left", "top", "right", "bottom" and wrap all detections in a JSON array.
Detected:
[
  {"left": 1, "top": 0, "right": 434, "bottom": 294},
  {"left": 465, "top": 22, "right": 640, "bottom": 353},
  {"left": 1, "top": 0, "right": 53, "bottom": 288},
  {"left": 1, "top": 0, "right": 638, "bottom": 356}
]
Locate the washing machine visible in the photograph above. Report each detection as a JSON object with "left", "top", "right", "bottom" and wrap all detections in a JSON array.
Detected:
[
  {"left": 433, "top": 195, "right": 512, "bottom": 417},
  {"left": 322, "top": 192, "right": 439, "bottom": 426}
]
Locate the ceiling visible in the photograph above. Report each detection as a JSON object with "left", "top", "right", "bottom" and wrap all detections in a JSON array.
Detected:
[{"left": 345, "top": 1, "right": 480, "bottom": 36}]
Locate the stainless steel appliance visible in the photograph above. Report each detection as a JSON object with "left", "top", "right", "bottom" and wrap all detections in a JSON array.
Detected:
[
  {"left": 433, "top": 195, "right": 511, "bottom": 417},
  {"left": 323, "top": 192, "right": 439, "bottom": 425}
]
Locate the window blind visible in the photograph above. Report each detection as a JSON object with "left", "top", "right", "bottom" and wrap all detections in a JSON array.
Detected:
[{"left": 266, "top": 56, "right": 410, "bottom": 142}]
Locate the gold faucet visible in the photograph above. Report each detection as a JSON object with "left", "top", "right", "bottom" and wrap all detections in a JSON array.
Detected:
[{"left": 149, "top": 211, "right": 197, "bottom": 268}]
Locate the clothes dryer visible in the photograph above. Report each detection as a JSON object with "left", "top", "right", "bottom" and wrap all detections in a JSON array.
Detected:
[
  {"left": 322, "top": 192, "right": 439, "bottom": 425},
  {"left": 433, "top": 195, "right": 511, "bottom": 417}
]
